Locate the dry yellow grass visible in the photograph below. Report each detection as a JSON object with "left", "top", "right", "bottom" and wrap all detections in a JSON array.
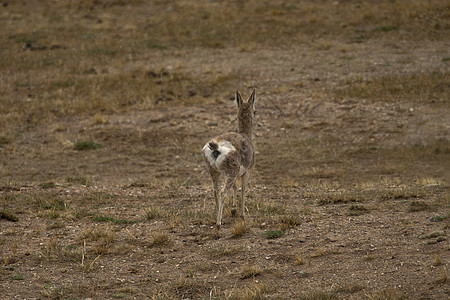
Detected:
[
  {"left": 1, "top": 0, "right": 449, "bottom": 136},
  {"left": 231, "top": 220, "right": 248, "bottom": 237}
]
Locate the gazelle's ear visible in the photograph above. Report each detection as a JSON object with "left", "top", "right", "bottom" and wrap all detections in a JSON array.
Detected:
[
  {"left": 248, "top": 89, "right": 256, "bottom": 109},
  {"left": 236, "top": 90, "right": 243, "bottom": 109}
]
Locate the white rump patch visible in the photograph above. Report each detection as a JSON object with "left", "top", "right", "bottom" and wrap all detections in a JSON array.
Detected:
[{"left": 203, "top": 139, "right": 236, "bottom": 169}]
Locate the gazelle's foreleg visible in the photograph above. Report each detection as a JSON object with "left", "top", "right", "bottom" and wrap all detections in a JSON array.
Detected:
[{"left": 240, "top": 172, "right": 250, "bottom": 219}]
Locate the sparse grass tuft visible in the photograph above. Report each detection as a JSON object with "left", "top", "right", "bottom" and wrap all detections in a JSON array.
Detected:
[
  {"left": 418, "top": 177, "right": 445, "bottom": 186},
  {"left": 143, "top": 206, "right": 162, "bottom": 220},
  {"left": 279, "top": 215, "right": 302, "bottom": 230},
  {"left": 408, "top": 201, "right": 431, "bottom": 212},
  {"left": 80, "top": 227, "right": 115, "bottom": 243},
  {"left": 66, "top": 176, "right": 89, "bottom": 186},
  {"left": 206, "top": 245, "right": 243, "bottom": 258},
  {"left": 40, "top": 237, "right": 79, "bottom": 262},
  {"left": 40, "top": 181, "right": 56, "bottom": 189},
  {"left": 335, "top": 283, "right": 365, "bottom": 294},
  {"left": 317, "top": 191, "right": 364, "bottom": 206},
  {"left": 167, "top": 278, "right": 210, "bottom": 299},
  {"left": 366, "top": 288, "right": 405, "bottom": 300},
  {"left": 435, "top": 267, "right": 448, "bottom": 284},
  {"left": 36, "top": 195, "right": 66, "bottom": 211},
  {"left": 432, "top": 254, "right": 443, "bottom": 266},
  {"left": 365, "top": 254, "right": 375, "bottom": 261},
  {"left": 298, "top": 290, "right": 338, "bottom": 300},
  {"left": 347, "top": 205, "right": 370, "bottom": 216},
  {"left": 231, "top": 220, "right": 248, "bottom": 237},
  {"left": 0, "top": 210, "right": 19, "bottom": 222},
  {"left": 314, "top": 248, "right": 326, "bottom": 258},
  {"left": 263, "top": 229, "right": 284, "bottom": 239},
  {"left": 229, "top": 283, "right": 267, "bottom": 300},
  {"left": 12, "top": 274, "right": 24, "bottom": 280},
  {"left": 240, "top": 265, "right": 263, "bottom": 280},
  {"left": 247, "top": 200, "right": 287, "bottom": 216},
  {"left": 294, "top": 253, "right": 305, "bottom": 265},
  {"left": 375, "top": 25, "right": 398, "bottom": 32},
  {"left": 150, "top": 232, "right": 172, "bottom": 248},
  {"left": 92, "top": 113, "right": 109, "bottom": 124},
  {"left": 0, "top": 135, "right": 13, "bottom": 147},
  {"left": 74, "top": 140, "right": 103, "bottom": 151}
]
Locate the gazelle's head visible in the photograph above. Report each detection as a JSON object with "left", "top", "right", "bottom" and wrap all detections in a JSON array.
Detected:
[{"left": 236, "top": 89, "right": 256, "bottom": 137}]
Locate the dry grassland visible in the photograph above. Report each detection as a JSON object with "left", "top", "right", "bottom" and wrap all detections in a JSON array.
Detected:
[{"left": 1, "top": 0, "right": 449, "bottom": 299}]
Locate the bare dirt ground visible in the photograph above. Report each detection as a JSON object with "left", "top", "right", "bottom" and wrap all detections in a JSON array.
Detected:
[{"left": 1, "top": 1, "right": 449, "bottom": 299}]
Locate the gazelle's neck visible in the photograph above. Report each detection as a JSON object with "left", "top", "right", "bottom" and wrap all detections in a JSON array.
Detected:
[{"left": 238, "top": 118, "right": 253, "bottom": 140}]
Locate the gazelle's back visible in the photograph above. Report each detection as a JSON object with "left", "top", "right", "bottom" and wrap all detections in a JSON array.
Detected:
[{"left": 203, "top": 132, "right": 254, "bottom": 176}]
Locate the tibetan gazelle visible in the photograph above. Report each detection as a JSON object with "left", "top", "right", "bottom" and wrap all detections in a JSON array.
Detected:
[{"left": 202, "top": 89, "right": 256, "bottom": 227}]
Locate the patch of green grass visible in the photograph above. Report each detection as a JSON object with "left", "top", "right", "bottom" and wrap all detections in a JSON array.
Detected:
[
  {"left": 87, "top": 48, "right": 118, "bottom": 57},
  {"left": 146, "top": 41, "right": 167, "bottom": 50},
  {"left": 14, "top": 81, "right": 30, "bottom": 88},
  {"left": 430, "top": 215, "right": 447, "bottom": 222},
  {"left": 74, "top": 141, "right": 103, "bottom": 151},
  {"left": 185, "top": 270, "right": 196, "bottom": 278},
  {"left": 66, "top": 176, "right": 89, "bottom": 185},
  {"left": 40, "top": 181, "right": 56, "bottom": 189},
  {"left": 50, "top": 80, "right": 74, "bottom": 89},
  {"left": 36, "top": 196, "right": 66, "bottom": 211},
  {"left": 263, "top": 229, "right": 284, "bottom": 239},
  {"left": 12, "top": 34, "right": 36, "bottom": 44},
  {"left": 12, "top": 274, "right": 24, "bottom": 280},
  {"left": 375, "top": 25, "right": 398, "bottom": 32},
  {"left": 247, "top": 200, "right": 287, "bottom": 216}
]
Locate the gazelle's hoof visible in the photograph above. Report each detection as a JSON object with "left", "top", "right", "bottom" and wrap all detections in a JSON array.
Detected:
[
  {"left": 215, "top": 223, "right": 221, "bottom": 230},
  {"left": 231, "top": 208, "right": 237, "bottom": 217}
]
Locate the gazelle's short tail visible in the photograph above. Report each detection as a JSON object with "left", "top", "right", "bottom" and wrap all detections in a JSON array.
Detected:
[{"left": 208, "top": 142, "right": 221, "bottom": 159}]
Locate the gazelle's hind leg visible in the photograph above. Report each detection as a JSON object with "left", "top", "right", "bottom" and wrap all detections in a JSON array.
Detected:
[
  {"left": 240, "top": 172, "right": 250, "bottom": 219},
  {"left": 210, "top": 170, "right": 222, "bottom": 227},
  {"left": 231, "top": 181, "right": 238, "bottom": 217},
  {"left": 216, "top": 176, "right": 234, "bottom": 227},
  {"left": 219, "top": 176, "right": 237, "bottom": 224}
]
